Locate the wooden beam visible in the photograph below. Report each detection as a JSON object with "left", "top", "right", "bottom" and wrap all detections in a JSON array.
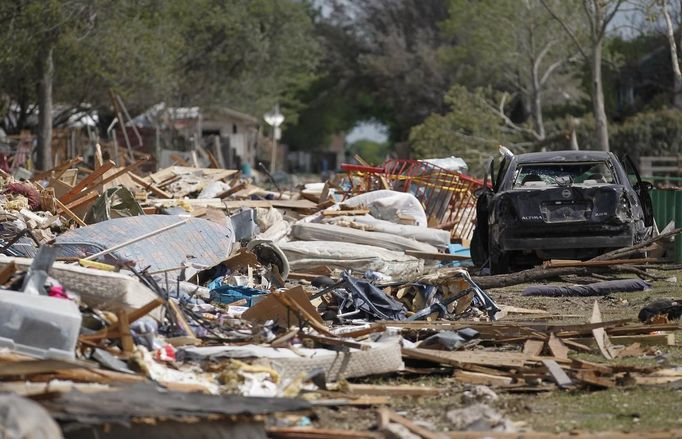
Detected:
[
  {"left": 405, "top": 250, "right": 470, "bottom": 261},
  {"left": 54, "top": 198, "right": 86, "bottom": 227},
  {"left": 591, "top": 300, "right": 616, "bottom": 360},
  {"left": 0, "top": 262, "right": 17, "bottom": 286},
  {"left": 59, "top": 160, "right": 115, "bottom": 204},
  {"left": 127, "top": 172, "right": 171, "bottom": 199},
  {"left": 33, "top": 156, "right": 84, "bottom": 181},
  {"left": 117, "top": 310, "right": 134, "bottom": 353}
]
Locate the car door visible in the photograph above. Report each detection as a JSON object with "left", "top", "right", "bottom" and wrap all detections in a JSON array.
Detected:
[
  {"left": 622, "top": 155, "right": 654, "bottom": 227},
  {"left": 471, "top": 157, "right": 508, "bottom": 266}
]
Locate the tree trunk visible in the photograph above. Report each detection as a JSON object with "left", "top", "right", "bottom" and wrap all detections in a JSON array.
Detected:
[
  {"left": 531, "top": 87, "right": 546, "bottom": 140},
  {"left": 663, "top": 0, "right": 682, "bottom": 108},
  {"left": 591, "top": 42, "right": 609, "bottom": 152},
  {"left": 36, "top": 45, "right": 54, "bottom": 170}
]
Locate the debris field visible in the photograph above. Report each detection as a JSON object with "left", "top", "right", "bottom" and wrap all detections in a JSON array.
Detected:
[{"left": 0, "top": 151, "right": 681, "bottom": 439}]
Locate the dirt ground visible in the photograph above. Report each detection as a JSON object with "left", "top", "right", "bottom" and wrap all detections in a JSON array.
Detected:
[{"left": 311, "top": 269, "right": 682, "bottom": 434}]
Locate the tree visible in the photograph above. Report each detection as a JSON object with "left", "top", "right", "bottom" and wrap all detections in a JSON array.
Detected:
[
  {"left": 541, "top": 0, "right": 628, "bottom": 151},
  {"left": 349, "top": 139, "right": 389, "bottom": 165},
  {"left": 297, "top": 0, "right": 454, "bottom": 147},
  {"left": 168, "top": 0, "right": 320, "bottom": 122},
  {"left": 443, "top": 0, "right": 583, "bottom": 141},
  {"left": 409, "top": 85, "right": 574, "bottom": 174},
  {"left": 658, "top": 0, "right": 682, "bottom": 108}
]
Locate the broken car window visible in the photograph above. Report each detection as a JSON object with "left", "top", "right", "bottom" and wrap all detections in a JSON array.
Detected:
[{"left": 512, "top": 161, "right": 616, "bottom": 188}]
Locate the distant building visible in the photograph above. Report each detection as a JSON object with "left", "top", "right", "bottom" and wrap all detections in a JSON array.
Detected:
[{"left": 130, "top": 103, "right": 262, "bottom": 169}]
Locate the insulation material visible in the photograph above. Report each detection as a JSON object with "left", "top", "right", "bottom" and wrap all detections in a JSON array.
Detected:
[
  {"left": 0, "top": 256, "right": 159, "bottom": 312},
  {"left": 340, "top": 190, "right": 428, "bottom": 227},
  {"left": 255, "top": 220, "right": 289, "bottom": 242},
  {"left": 322, "top": 214, "right": 451, "bottom": 249},
  {"left": 278, "top": 240, "right": 423, "bottom": 277},
  {"left": 177, "top": 338, "right": 404, "bottom": 382},
  {"left": 291, "top": 222, "right": 437, "bottom": 253}
]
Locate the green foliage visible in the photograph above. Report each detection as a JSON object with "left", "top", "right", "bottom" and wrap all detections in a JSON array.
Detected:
[
  {"left": 610, "top": 109, "right": 682, "bottom": 158},
  {"left": 349, "top": 139, "right": 389, "bottom": 166},
  {"left": 168, "top": 0, "right": 320, "bottom": 122},
  {"left": 409, "top": 85, "right": 520, "bottom": 174},
  {"left": 0, "top": 0, "right": 321, "bottom": 131}
]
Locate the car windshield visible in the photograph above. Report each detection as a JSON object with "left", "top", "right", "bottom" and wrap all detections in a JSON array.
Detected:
[{"left": 512, "top": 161, "right": 616, "bottom": 188}]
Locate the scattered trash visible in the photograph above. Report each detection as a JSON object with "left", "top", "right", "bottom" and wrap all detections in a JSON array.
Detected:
[
  {"left": 446, "top": 403, "right": 517, "bottom": 432},
  {"left": 0, "top": 151, "right": 677, "bottom": 437}
]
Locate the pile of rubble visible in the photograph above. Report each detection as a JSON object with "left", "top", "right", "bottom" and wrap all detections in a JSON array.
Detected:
[{"left": 0, "top": 155, "right": 680, "bottom": 438}]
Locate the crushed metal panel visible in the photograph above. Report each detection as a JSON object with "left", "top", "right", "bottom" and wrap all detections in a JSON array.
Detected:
[{"left": 54, "top": 215, "right": 234, "bottom": 278}]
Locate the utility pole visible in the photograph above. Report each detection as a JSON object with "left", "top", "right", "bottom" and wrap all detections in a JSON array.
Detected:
[{"left": 264, "top": 104, "right": 284, "bottom": 173}]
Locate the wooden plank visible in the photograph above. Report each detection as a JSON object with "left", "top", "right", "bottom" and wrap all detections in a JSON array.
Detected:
[
  {"left": 547, "top": 333, "right": 570, "bottom": 360},
  {"left": 404, "top": 250, "right": 470, "bottom": 261},
  {"left": 542, "top": 359, "right": 572, "bottom": 388},
  {"left": 167, "top": 299, "right": 195, "bottom": 338},
  {"left": 590, "top": 300, "right": 616, "bottom": 360},
  {"left": 243, "top": 285, "right": 325, "bottom": 330},
  {"left": 322, "top": 209, "right": 369, "bottom": 217},
  {"left": 452, "top": 370, "right": 514, "bottom": 386},
  {"left": 59, "top": 160, "right": 115, "bottom": 204},
  {"left": 568, "top": 333, "right": 675, "bottom": 348},
  {"left": 217, "top": 181, "right": 247, "bottom": 199},
  {"left": 54, "top": 198, "right": 87, "bottom": 227},
  {"left": 79, "top": 158, "right": 148, "bottom": 197},
  {"left": 344, "top": 383, "right": 442, "bottom": 397},
  {"left": 523, "top": 339, "right": 545, "bottom": 356},
  {"left": 0, "top": 359, "right": 93, "bottom": 377},
  {"left": 303, "top": 334, "right": 370, "bottom": 351},
  {"left": 377, "top": 407, "right": 442, "bottom": 439},
  {"left": 127, "top": 172, "right": 172, "bottom": 199},
  {"left": 33, "top": 156, "right": 84, "bottom": 181},
  {"left": 127, "top": 298, "right": 164, "bottom": 323},
  {"left": 63, "top": 191, "right": 99, "bottom": 211},
  {"left": 544, "top": 258, "right": 657, "bottom": 268},
  {"left": 574, "top": 369, "right": 615, "bottom": 388},
  {"left": 402, "top": 348, "right": 528, "bottom": 368},
  {"left": 268, "top": 427, "right": 382, "bottom": 439},
  {"left": 223, "top": 199, "right": 318, "bottom": 210},
  {"left": 117, "top": 310, "right": 134, "bottom": 353},
  {"left": 0, "top": 261, "right": 17, "bottom": 286}
]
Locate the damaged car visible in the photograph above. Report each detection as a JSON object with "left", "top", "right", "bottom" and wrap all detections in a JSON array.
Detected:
[{"left": 471, "top": 150, "right": 653, "bottom": 274}]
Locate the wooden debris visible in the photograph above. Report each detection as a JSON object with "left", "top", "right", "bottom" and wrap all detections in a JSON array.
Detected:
[
  {"left": 544, "top": 258, "right": 658, "bottom": 268},
  {"left": 321, "top": 209, "right": 370, "bottom": 217},
  {"left": 590, "top": 301, "right": 616, "bottom": 360},
  {"left": 343, "top": 383, "right": 442, "bottom": 397},
  {"left": 403, "top": 348, "right": 528, "bottom": 368},
  {"left": 547, "top": 333, "right": 570, "bottom": 360},
  {"left": 523, "top": 339, "right": 545, "bottom": 356},
  {"left": 404, "top": 250, "right": 470, "bottom": 261},
  {"left": 377, "top": 407, "right": 441, "bottom": 439},
  {"left": 268, "top": 427, "right": 382, "bottom": 439},
  {"left": 542, "top": 359, "right": 572, "bottom": 388},
  {"left": 452, "top": 370, "right": 514, "bottom": 386}
]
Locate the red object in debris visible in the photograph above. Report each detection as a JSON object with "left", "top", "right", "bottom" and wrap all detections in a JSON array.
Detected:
[
  {"left": 154, "top": 344, "right": 176, "bottom": 362},
  {"left": 5, "top": 182, "right": 41, "bottom": 210},
  {"left": 48, "top": 285, "right": 68, "bottom": 299}
]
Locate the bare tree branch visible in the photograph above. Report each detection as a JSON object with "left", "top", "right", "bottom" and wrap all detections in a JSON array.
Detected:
[
  {"left": 601, "top": 0, "right": 628, "bottom": 36},
  {"left": 540, "top": 0, "right": 588, "bottom": 59}
]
